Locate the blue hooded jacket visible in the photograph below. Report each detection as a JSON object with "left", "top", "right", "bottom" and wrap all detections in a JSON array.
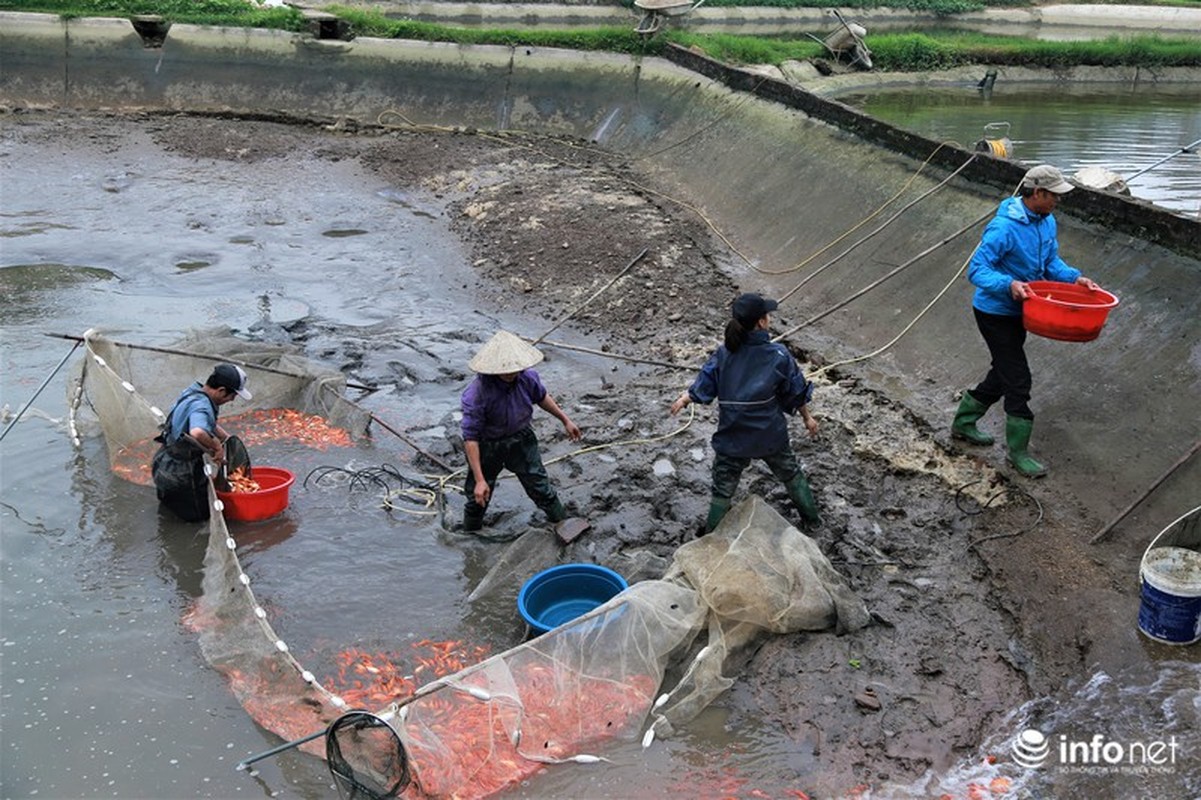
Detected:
[
  {"left": 688, "top": 330, "right": 813, "bottom": 459},
  {"left": 968, "top": 196, "right": 1081, "bottom": 316}
]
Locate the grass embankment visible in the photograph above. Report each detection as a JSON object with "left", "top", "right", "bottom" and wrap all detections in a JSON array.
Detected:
[
  {"left": 3, "top": 0, "right": 1200, "bottom": 70},
  {"left": 0, "top": 0, "right": 307, "bottom": 27}
]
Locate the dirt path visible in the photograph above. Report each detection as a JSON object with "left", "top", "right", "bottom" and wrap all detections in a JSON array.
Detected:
[{"left": 22, "top": 109, "right": 1155, "bottom": 794}]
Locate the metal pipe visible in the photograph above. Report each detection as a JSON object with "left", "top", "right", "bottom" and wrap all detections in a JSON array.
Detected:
[
  {"left": 0, "top": 341, "right": 81, "bottom": 442},
  {"left": 237, "top": 698, "right": 410, "bottom": 771},
  {"left": 236, "top": 727, "right": 328, "bottom": 771},
  {"left": 1125, "top": 138, "right": 1201, "bottom": 181}
]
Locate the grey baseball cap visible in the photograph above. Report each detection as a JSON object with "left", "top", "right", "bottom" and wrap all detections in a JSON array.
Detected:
[{"left": 1021, "top": 164, "right": 1074, "bottom": 194}]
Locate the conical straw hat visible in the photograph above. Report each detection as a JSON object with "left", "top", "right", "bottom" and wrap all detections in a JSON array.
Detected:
[{"left": 468, "top": 330, "right": 544, "bottom": 374}]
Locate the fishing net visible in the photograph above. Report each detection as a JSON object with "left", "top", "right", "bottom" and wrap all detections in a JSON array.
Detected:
[
  {"left": 71, "top": 329, "right": 871, "bottom": 799},
  {"left": 68, "top": 328, "right": 377, "bottom": 748},
  {"left": 327, "top": 711, "right": 412, "bottom": 799},
  {"left": 69, "top": 327, "right": 366, "bottom": 484},
  {"left": 325, "top": 495, "right": 870, "bottom": 799}
]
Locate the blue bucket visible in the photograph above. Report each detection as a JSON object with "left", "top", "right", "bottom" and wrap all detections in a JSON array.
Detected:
[{"left": 518, "top": 563, "right": 628, "bottom": 636}]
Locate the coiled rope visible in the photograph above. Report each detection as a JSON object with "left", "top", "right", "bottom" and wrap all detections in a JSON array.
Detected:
[{"left": 955, "top": 478, "right": 1045, "bottom": 550}]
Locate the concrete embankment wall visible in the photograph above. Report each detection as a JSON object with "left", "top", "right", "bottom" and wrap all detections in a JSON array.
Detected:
[
  {"left": 2, "top": 12, "right": 1197, "bottom": 526},
  {"left": 295, "top": 1, "right": 1201, "bottom": 39}
]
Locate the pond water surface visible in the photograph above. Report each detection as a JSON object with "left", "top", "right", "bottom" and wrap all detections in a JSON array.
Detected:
[{"left": 845, "top": 83, "right": 1201, "bottom": 217}]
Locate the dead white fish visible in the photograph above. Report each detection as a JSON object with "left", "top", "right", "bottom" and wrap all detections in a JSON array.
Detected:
[{"left": 570, "top": 754, "right": 609, "bottom": 764}]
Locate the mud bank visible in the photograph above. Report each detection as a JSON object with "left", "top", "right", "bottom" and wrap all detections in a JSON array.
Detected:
[{"left": 2, "top": 15, "right": 1198, "bottom": 796}]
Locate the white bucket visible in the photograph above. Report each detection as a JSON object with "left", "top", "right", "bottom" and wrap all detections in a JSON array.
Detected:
[{"left": 1138, "top": 507, "right": 1201, "bottom": 645}]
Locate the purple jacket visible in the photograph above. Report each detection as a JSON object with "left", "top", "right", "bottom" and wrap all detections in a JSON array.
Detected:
[{"left": 461, "top": 370, "right": 547, "bottom": 442}]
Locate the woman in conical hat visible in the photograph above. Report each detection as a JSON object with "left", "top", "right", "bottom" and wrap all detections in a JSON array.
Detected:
[
  {"left": 467, "top": 330, "right": 544, "bottom": 375},
  {"left": 459, "top": 331, "right": 581, "bottom": 531}
]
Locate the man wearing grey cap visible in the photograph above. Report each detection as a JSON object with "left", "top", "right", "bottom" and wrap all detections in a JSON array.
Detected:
[
  {"left": 952, "top": 164, "right": 1099, "bottom": 478},
  {"left": 151, "top": 363, "right": 252, "bottom": 521}
]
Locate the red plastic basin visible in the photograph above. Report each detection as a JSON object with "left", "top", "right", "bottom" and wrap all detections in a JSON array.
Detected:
[
  {"left": 216, "top": 466, "right": 295, "bottom": 522},
  {"left": 1023, "top": 280, "right": 1119, "bottom": 342}
]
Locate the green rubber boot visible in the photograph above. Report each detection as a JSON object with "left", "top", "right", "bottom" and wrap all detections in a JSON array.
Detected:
[
  {"left": 951, "top": 392, "right": 995, "bottom": 446},
  {"left": 545, "top": 497, "right": 568, "bottom": 524},
  {"left": 1005, "top": 415, "right": 1047, "bottom": 478},
  {"left": 786, "top": 474, "right": 822, "bottom": 526},
  {"left": 704, "top": 497, "right": 732, "bottom": 534}
]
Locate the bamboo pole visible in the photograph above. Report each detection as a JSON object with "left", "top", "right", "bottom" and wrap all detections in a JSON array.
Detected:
[
  {"left": 1089, "top": 440, "right": 1201, "bottom": 545},
  {"left": 525, "top": 337, "right": 694, "bottom": 371},
  {"left": 1125, "top": 138, "right": 1201, "bottom": 181},
  {"left": 773, "top": 210, "right": 990, "bottom": 341},
  {"left": 532, "top": 247, "right": 649, "bottom": 345},
  {"left": 0, "top": 341, "right": 81, "bottom": 442},
  {"left": 48, "top": 331, "right": 458, "bottom": 471},
  {"left": 355, "top": 400, "right": 455, "bottom": 474},
  {"left": 45, "top": 332, "right": 376, "bottom": 391}
]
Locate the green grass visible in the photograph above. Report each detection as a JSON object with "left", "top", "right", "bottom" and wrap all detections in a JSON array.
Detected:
[
  {"left": 0, "top": 0, "right": 305, "bottom": 27},
  {"left": 867, "top": 31, "right": 1201, "bottom": 70},
  {"left": 2, "top": 0, "right": 1199, "bottom": 70},
  {"left": 329, "top": 8, "right": 664, "bottom": 55}
]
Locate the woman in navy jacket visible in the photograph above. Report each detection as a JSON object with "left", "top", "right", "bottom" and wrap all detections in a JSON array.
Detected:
[{"left": 671, "top": 293, "right": 820, "bottom": 533}]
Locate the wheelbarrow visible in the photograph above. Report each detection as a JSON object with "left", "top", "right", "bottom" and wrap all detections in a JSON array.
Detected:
[
  {"left": 807, "top": 9, "right": 873, "bottom": 70},
  {"left": 634, "top": 0, "right": 705, "bottom": 36}
]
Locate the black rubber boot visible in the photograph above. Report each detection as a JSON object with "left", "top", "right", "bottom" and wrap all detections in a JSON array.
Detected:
[
  {"left": 786, "top": 474, "right": 821, "bottom": 525},
  {"left": 462, "top": 511, "right": 484, "bottom": 532},
  {"left": 951, "top": 392, "right": 995, "bottom": 446}
]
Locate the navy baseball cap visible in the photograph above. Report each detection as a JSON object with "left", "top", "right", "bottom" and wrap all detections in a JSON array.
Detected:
[
  {"left": 732, "top": 293, "right": 779, "bottom": 326},
  {"left": 210, "top": 363, "right": 252, "bottom": 400}
]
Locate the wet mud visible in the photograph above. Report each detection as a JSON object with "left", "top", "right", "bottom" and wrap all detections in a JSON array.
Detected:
[{"left": 3, "top": 109, "right": 1166, "bottom": 795}]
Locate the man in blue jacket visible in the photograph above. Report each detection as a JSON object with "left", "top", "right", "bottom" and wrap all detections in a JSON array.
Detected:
[
  {"left": 152, "top": 363, "right": 252, "bottom": 521},
  {"left": 952, "top": 164, "right": 1099, "bottom": 477}
]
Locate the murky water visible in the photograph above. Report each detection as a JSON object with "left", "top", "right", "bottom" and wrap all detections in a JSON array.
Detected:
[
  {"left": 0, "top": 123, "right": 482, "bottom": 798},
  {"left": 0, "top": 118, "right": 809, "bottom": 799},
  {"left": 3, "top": 115, "right": 1197, "bottom": 800},
  {"left": 845, "top": 84, "right": 1201, "bottom": 216}
]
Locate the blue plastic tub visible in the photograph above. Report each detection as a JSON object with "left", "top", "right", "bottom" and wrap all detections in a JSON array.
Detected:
[{"left": 518, "top": 563, "right": 628, "bottom": 636}]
